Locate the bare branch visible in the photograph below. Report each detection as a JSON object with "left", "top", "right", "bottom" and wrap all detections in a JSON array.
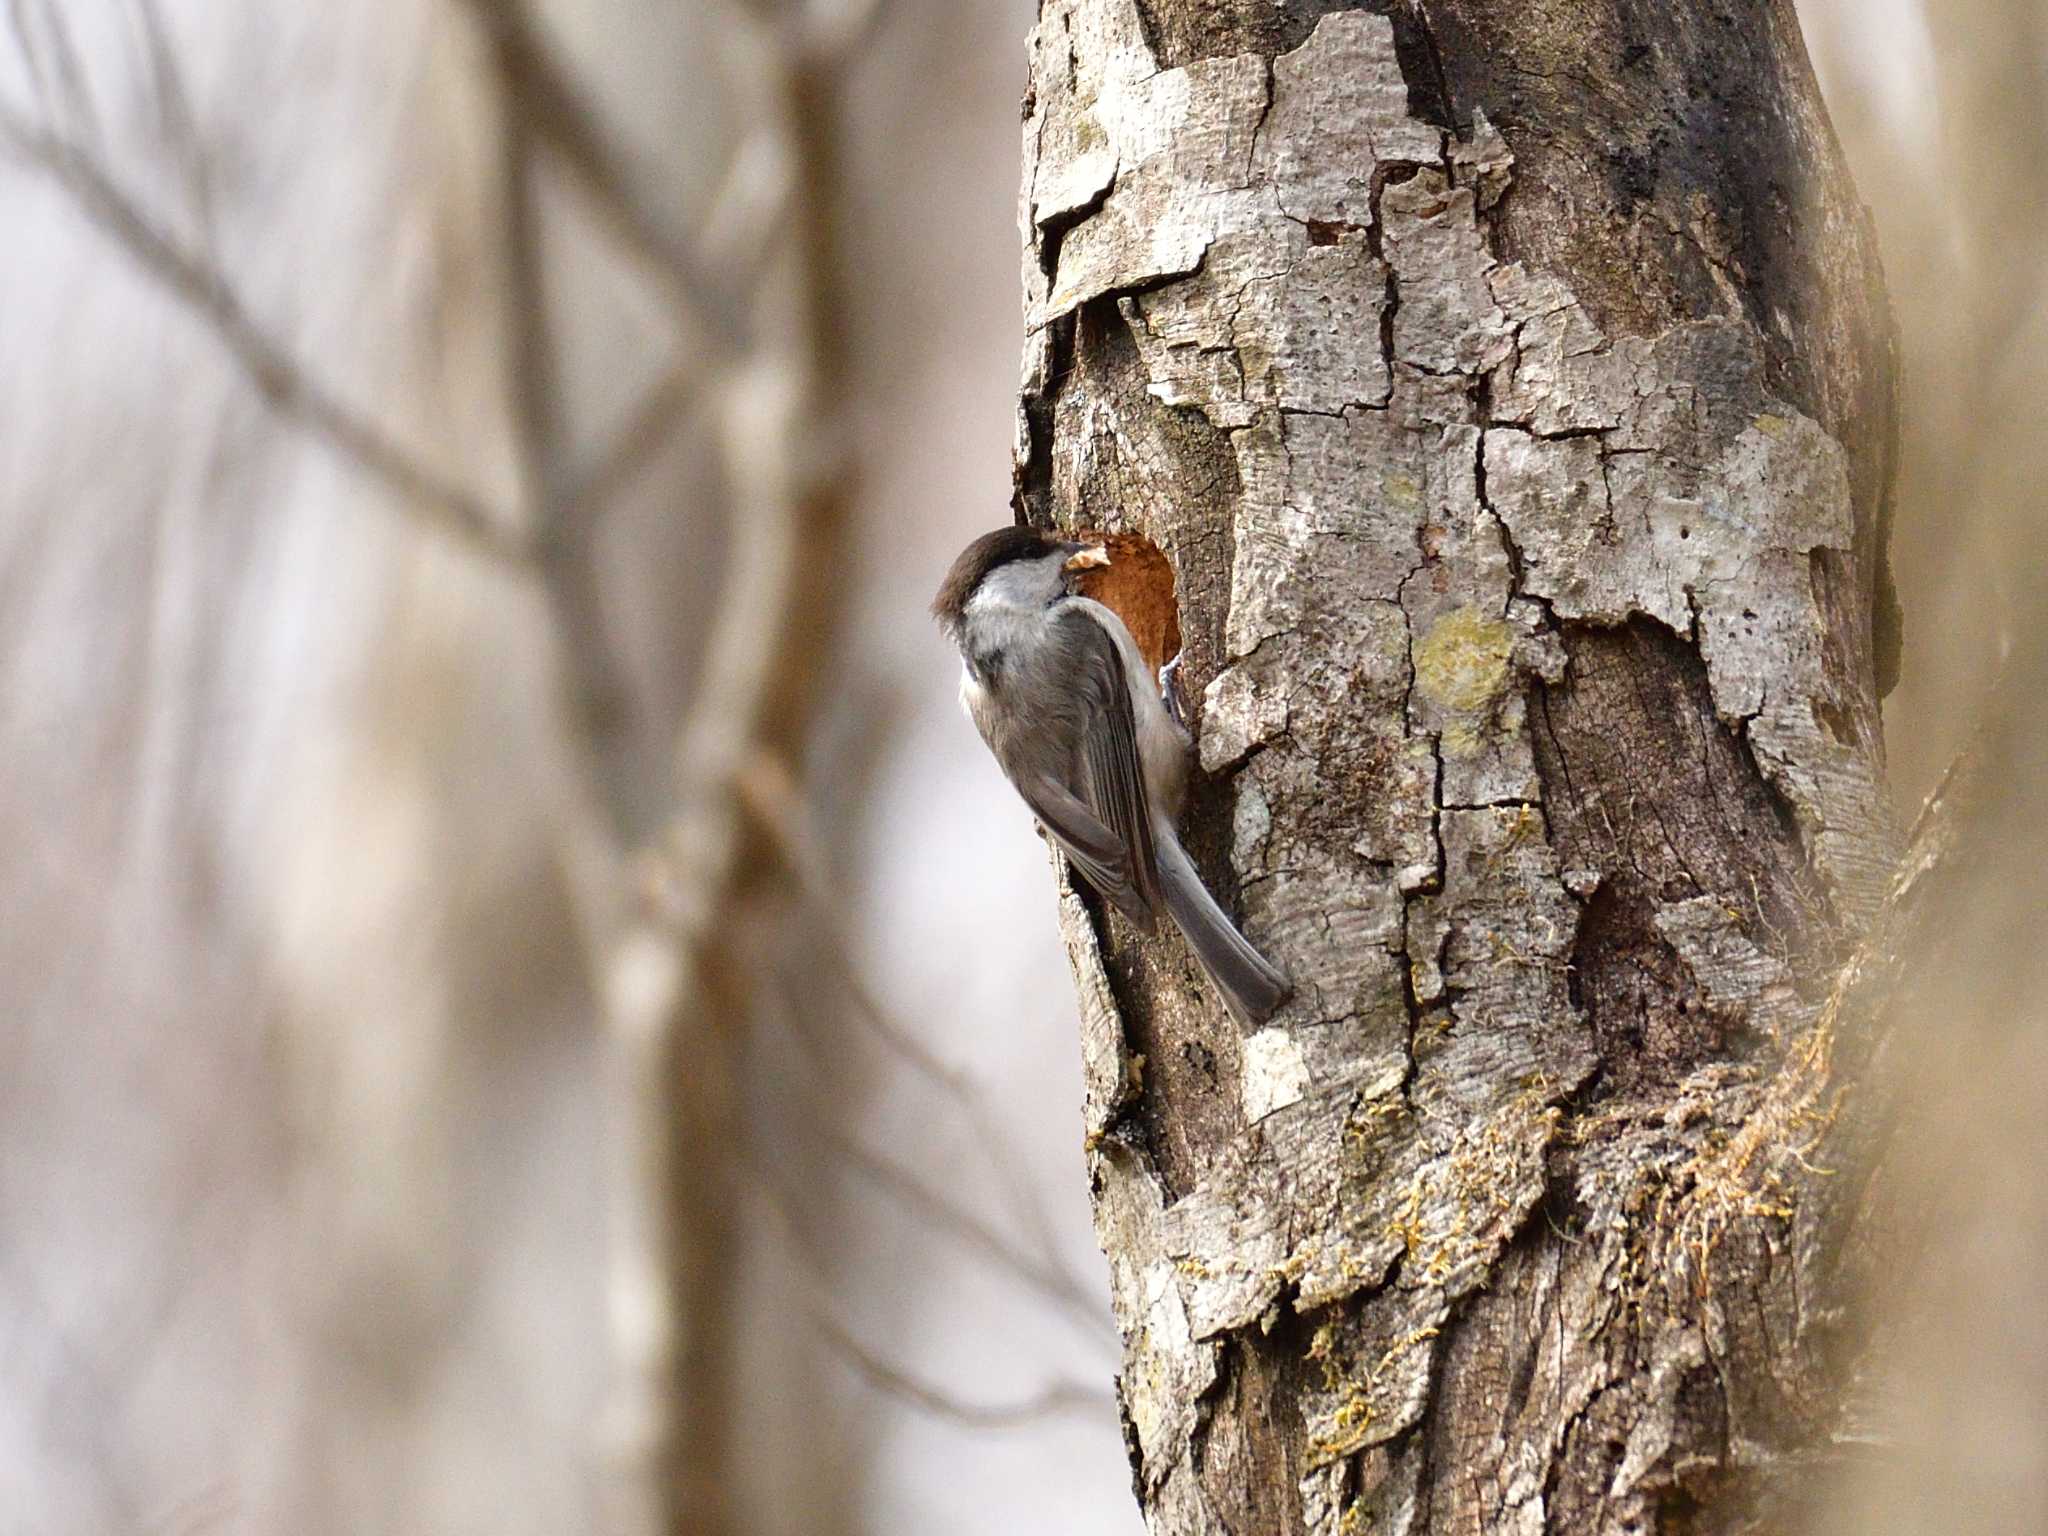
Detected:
[
  {"left": 739, "top": 755, "right": 974, "bottom": 1096},
  {"left": 500, "top": 120, "right": 565, "bottom": 518},
  {"left": 555, "top": 361, "right": 700, "bottom": 535},
  {"left": 457, "top": 39, "right": 736, "bottom": 1535},
  {"left": 538, "top": 128, "right": 796, "bottom": 538},
  {"left": 9, "top": 0, "right": 97, "bottom": 140},
  {"left": 0, "top": 109, "right": 531, "bottom": 568},
  {"left": 746, "top": 979, "right": 1113, "bottom": 1350},
  {"left": 810, "top": 1307, "right": 1116, "bottom": 1430},
  {"left": 749, "top": 1116, "right": 1116, "bottom": 1424},
  {"left": 452, "top": 0, "right": 746, "bottom": 349},
  {"left": 798, "top": 1110, "right": 1116, "bottom": 1349},
  {"left": 553, "top": 19, "right": 870, "bottom": 1534},
  {"left": 738, "top": 749, "right": 1094, "bottom": 1288},
  {"left": 124, "top": 0, "right": 214, "bottom": 242},
  {"left": 493, "top": 94, "right": 643, "bottom": 837},
  {"left": 697, "top": 127, "right": 795, "bottom": 274}
]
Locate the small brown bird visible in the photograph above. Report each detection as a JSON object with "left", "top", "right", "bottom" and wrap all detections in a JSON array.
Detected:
[{"left": 931, "top": 525, "right": 1290, "bottom": 1026}]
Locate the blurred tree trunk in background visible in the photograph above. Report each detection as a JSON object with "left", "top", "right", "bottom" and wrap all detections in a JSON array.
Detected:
[{"left": 1017, "top": 3, "right": 1904, "bottom": 1530}]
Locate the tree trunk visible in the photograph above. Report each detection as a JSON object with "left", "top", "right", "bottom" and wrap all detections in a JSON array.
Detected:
[{"left": 1015, "top": 3, "right": 1898, "bottom": 1531}]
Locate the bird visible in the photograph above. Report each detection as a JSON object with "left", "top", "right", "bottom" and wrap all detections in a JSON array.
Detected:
[{"left": 932, "top": 524, "right": 1291, "bottom": 1027}]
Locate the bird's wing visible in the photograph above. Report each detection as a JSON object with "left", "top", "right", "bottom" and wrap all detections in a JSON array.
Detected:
[
  {"left": 1018, "top": 771, "right": 1153, "bottom": 932},
  {"left": 1034, "top": 603, "right": 1161, "bottom": 926}
]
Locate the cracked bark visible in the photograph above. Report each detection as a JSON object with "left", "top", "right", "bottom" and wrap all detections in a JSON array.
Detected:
[{"left": 1017, "top": 4, "right": 1900, "bottom": 1532}]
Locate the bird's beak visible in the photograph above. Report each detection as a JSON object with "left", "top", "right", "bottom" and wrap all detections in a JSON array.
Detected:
[{"left": 1064, "top": 542, "right": 1111, "bottom": 571}]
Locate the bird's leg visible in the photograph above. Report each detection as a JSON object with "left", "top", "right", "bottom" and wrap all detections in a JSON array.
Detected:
[{"left": 1159, "top": 651, "right": 1187, "bottom": 730}]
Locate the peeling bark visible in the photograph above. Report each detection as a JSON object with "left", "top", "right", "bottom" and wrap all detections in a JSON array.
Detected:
[{"left": 1017, "top": 4, "right": 1898, "bottom": 1532}]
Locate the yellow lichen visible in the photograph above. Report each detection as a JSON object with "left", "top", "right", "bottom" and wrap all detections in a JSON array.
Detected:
[
  {"left": 1413, "top": 607, "right": 1515, "bottom": 757},
  {"left": 1384, "top": 471, "right": 1424, "bottom": 508},
  {"left": 1306, "top": 1325, "right": 1442, "bottom": 1466}
]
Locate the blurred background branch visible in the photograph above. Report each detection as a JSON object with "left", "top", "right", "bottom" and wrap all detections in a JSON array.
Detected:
[
  {"left": 0, "top": 0, "right": 1119, "bottom": 1532},
  {"left": 452, "top": 0, "right": 750, "bottom": 354},
  {"left": 0, "top": 98, "right": 528, "bottom": 564}
]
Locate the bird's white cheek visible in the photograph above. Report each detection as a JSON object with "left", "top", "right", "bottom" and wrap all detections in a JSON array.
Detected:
[{"left": 959, "top": 664, "right": 985, "bottom": 716}]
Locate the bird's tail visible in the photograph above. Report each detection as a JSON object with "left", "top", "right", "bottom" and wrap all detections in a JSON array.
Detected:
[{"left": 1155, "top": 834, "right": 1291, "bottom": 1027}]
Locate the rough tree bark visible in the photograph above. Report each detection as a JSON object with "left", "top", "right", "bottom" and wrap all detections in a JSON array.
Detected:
[{"left": 1014, "top": 3, "right": 1899, "bottom": 1531}]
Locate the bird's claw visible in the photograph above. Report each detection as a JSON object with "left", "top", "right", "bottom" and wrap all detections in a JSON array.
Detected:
[{"left": 1159, "top": 651, "right": 1187, "bottom": 730}]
